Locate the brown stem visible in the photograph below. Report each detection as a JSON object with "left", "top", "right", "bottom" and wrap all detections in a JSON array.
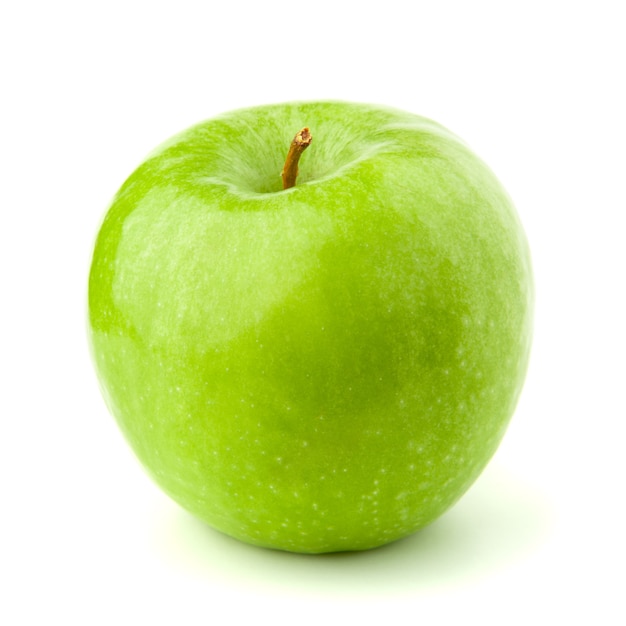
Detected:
[{"left": 281, "top": 127, "right": 312, "bottom": 189}]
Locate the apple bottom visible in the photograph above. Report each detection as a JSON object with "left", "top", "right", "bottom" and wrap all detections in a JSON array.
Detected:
[{"left": 92, "top": 327, "right": 519, "bottom": 554}]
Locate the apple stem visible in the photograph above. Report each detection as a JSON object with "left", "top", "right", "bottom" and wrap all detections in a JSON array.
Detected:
[{"left": 281, "top": 127, "right": 312, "bottom": 190}]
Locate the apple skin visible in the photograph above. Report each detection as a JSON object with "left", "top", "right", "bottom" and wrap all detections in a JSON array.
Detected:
[{"left": 88, "top": 101, "right": 533, "bottom": 553}]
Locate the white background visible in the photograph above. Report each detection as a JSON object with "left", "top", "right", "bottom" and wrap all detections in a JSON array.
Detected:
[{"left": 2, "top": 1, "right": 624, "bottom": 623}]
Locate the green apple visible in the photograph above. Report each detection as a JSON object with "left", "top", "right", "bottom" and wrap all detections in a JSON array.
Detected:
[{"left": 88, "top": 101, "right": 533, "bottom": 553}]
